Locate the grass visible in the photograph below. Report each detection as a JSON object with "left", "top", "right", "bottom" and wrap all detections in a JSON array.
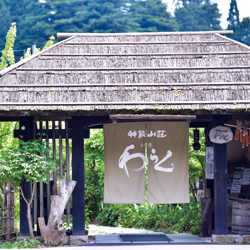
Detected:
[{"left": 0, "top": 238, "right": 42, "bottom": 249}]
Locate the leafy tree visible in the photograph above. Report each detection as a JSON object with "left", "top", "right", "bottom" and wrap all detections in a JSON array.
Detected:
[
  {"left": 0, "top": 22, "right": 16, "bottom": 70},
  {"left": 0, "top": 139, "right": 56, "bottom": 239},
  {"left": 0, "top": 0, "right": 138, "bottom": 50},
  {"left": 0, "top": 0, "right": 12, "bottom": 51},
  {"left": 189, "top": 128, "right": 206, "bottom": 201},
  {"left": 72, "top": 0, "right": 137, "bottom": 33},
  {"left": 0, "top": 122, "right": 18, "bottom": 151},
  {"left": 227, "top": 0, "right": 240, "bottom": 30},
  {"left": 129, "top": 0, "right": 179, "bottom": 32},
  {"left": 226, "top": 0, "right": 250, "bottom": 46},
  {"left": 84, "top": 129, "right": 104, "bottom": 219},
  {"left": 234, "top": 17, "right": 250, "bottom": 46},
  {"left": 174, "top": 0, "right": 221, "bottom": 31}
]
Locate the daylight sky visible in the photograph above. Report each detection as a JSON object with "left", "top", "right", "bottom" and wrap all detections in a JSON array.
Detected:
[{"left": 163, "top": 0, "right": 250, "bottom": 29}]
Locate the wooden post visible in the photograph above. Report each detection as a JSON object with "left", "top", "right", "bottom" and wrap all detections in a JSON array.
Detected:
[
  {"left": 72, "top": 116, "right": 85, "bottom": 235},
  {"left": 213, "top": 115, "right": 231, "bottom": 235},
  {"left": 19, "top": 117, "right": 34, "bottom": 236}
]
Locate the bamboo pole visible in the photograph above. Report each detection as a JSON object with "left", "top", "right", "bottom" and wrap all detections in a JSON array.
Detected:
[
  {"left": 10, "top": 184, "right": 14, "bottom": 239},
  {"left": 46, "top": 121, "right": 50, "bottom": 218},
  {"left": 39, "top": 121, "right": 44, "bottom": 218},
  {"left": 59, "top": 121, "right": 63, "bottom": 180},
  {"left": 52, "top": 121, "right": 57, "bottom": 186},
  {"left": 33, "top": 121, "right": 38, "bottom": 230},
  {"left": 66, "top": 120, "right": 70, "bottom": 223},
  {"left": 6, "top": 184, "right": 11, "bottom": 240}
]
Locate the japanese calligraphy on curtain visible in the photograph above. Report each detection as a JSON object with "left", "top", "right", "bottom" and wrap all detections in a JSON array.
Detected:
[{"left": 104, "top": 122, "right": 189, "bottom": 204}]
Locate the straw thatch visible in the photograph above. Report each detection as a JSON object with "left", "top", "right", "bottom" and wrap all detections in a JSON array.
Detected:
[{"left": 0, "top": 31, "right": 250, "bottom": 115}]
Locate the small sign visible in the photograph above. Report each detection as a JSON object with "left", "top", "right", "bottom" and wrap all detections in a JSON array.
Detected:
[
  {"left": 197, "top": 190, "right": 204, "bottom": 202},
  {"left": 228, "top": 193, "right": 239, "bottom": 207},
  {"left": 206, "top": 146, "right": 214, "bottom": 179},
  {"left": 209, "top": 126, "right": 233, "bottom": 144},
  {"left": 242, "top": 168, "right": 250, "bottom": 185}
]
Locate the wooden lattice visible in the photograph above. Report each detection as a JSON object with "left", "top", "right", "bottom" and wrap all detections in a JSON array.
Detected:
[{"left": 0, "top": 183, "right": 15, "bottom": 241}]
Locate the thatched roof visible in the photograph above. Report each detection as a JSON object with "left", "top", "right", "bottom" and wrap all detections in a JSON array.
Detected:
[{"left": 0, "top": 30, "right": 250, "bottom": 116}]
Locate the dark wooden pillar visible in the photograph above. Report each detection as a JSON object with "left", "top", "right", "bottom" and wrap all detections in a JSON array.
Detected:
[
  {"left": 19, "top": 117, "right": 34, "bottom": 236},
  {"left": 72, "top": 116, "right": 85, "bottom": 235},
  {"left": 213, "top": 115, "right": 231, "bottom": 235}
]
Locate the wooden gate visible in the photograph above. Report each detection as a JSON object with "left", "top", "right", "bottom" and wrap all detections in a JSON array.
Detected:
[{"left": 31, "top": 119, "right": 72, "bottom": 233}]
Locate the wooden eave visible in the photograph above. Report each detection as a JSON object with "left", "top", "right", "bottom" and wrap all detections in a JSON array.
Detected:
[{"left": 0, "top": 30, "right": 250, "bottom": 116}]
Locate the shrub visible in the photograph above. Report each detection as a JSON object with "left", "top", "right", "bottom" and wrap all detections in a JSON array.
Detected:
[{"left": 97, "top": 201, "right": 201, "bottom": 234}]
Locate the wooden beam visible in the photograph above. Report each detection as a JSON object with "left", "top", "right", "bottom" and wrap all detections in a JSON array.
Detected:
[
  {"left": 14, "top": 129, "right": 90, "bottom": 139},
  {"left": 109, "top": 114, "right": 196, "bottom": 120},
  {"left": 5, "top": 99, "right": 250, "bottom": 106}
]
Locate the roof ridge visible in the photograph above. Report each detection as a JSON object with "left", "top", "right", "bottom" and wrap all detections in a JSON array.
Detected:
[
  {"left": 0, "top": 36, "right": 76, "bottom": 77},
  {"left": 57, "top": 30, "right": 233, "bottom": 40}
]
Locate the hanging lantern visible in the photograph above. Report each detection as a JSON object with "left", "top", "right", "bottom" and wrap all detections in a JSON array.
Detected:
[{"left": 193, "top": 129, "right": 201, "bottom": 151}]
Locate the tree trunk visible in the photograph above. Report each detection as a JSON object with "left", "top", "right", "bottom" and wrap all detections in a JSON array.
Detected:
[
  {"left": 27, "top": 205, "right": 34, "bottom": 239},
  {"left": 38, "top": 180, "right": 76, "bottom": 245},
  {"left": 189, "top": 180, "right": 197, "bottom": 202},
  {"left": 199, "top": 198, "right": 214, "bottom": 237}
]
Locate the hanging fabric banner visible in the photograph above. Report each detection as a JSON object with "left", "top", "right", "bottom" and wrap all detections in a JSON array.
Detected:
[
  {"left": 104, "top": 122, "right": 146, "bottom": 203},
  {"left": 147, "top": 122, "right": 189, "bottom": 204}
]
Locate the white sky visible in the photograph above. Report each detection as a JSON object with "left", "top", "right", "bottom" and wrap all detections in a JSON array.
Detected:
[{"left": 163, "top": 0, "right": 250, "bottom": 29}]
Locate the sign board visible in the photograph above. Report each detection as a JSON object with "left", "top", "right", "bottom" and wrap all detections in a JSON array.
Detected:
[
  {"left": 206, "top": 146, "right": 214, "bottom": 179},
  {"left": 209, "top": 126, "right": 233, "bottom": 144},
  {"left": 197, "top": 190, "right": 204, "bottom": 202}
]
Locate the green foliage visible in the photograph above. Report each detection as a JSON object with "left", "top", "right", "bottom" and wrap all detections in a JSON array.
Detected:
[
  {"left": 0, "top": 138, "right": 56, "bottom": 238},
  {"left": 0, "top": 139, "right": 56, "bottom": 187},
  {"left": 75, "top": 0, "right": 138, "bottom": 33},
  {"left": 23, "top": 48, "right": 31, "bottom": 59},
  {"left": 232, "top": 17, "right": 250, "bottom": 46},
  {"left": 97, "top": 201, "right": 201, "bottom": 234},
  {"left": 0, "top": 238, "right": 41, "bottom": 249},
  {"left": 42, "top": 36, "right": 55, "bottom": 50},
  {"left": 226, "top": 0, "right": 250, "bottom": 46},
  {"left": 1, "top": 0, "right": 250, "bottom": 51},
  {"left": 0, "top": 22, "right": 16, "bottom": 70},
  {"left": 189, "top": 128, "right": 206, "bottom": 200},
  {"left": 227, "top": 0, "right": 240, "bottom": 30},
  {"left": 84, "top": 129, "right": 104, "bottom": 219},
  {"left": 0, "top": 122, "right": 18, "bottom": 151},
  {"left": 129, "top": 0, "right": 179, "bottom": 32},
  {"left": 174, "top": 0, "right": 221, "bottom": 31}
]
